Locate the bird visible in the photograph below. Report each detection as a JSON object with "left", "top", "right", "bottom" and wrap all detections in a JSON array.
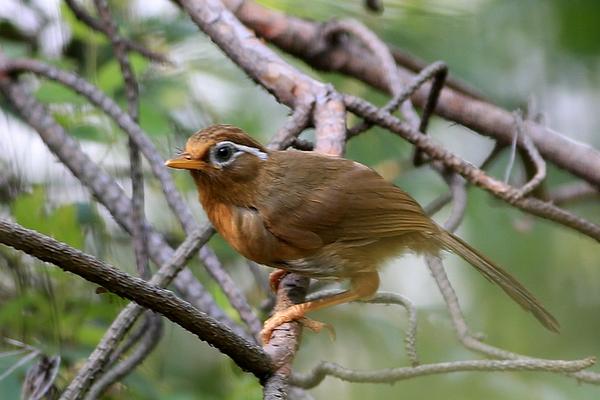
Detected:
[{"left": 165, "top": 124, "right": 559, "bottom": 344}]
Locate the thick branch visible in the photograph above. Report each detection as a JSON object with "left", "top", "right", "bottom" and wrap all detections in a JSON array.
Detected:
[
  {"left": 222, "top": 0, "right": 600, "bottom": 187},
  {"left": 0, "top": 219, "right": 273, "bottom": 380},
  {"left": 1, "top": 56, "right": 261, "bottom": 342},
  {"left": 343, "top": 95, "right": 600, "bottom": 242},
  {"left": 0, "top": 65, "right": 256, "bottom": 338}
]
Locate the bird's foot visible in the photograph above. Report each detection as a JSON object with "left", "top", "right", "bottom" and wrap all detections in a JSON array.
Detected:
[
  {"left": 261, "top": 308, "right": 335, "bottom": 344},
  {"left": 268, "top": 269, "right": 289, "bottom": 293}
]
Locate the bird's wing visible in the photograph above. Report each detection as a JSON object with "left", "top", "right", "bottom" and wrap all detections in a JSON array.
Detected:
[{"left": 260, "top": 153, "right": 437, "bottom": 248}]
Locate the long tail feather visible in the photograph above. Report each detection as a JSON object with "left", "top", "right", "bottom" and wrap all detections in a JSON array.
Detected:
[{"left": 438, "top": 230, "right": 559, "bottom": 333}]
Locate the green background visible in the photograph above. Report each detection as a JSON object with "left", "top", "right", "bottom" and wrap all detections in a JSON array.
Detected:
[{"left": 0, "top": 0, "right": 599, "bottom": 398}]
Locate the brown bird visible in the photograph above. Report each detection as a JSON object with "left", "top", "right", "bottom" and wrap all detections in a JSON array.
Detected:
[{"left": 165, "top": 124, "right": 559, "bottom": 343}]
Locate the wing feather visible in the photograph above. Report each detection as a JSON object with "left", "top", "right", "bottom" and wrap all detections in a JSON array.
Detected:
[{"left": 259, "top": 152, "right": 436, "bottom": 248}]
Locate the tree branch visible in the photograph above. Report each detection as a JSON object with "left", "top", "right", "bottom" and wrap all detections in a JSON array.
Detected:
[
  {"left": 0, "top": 218, "right": 273, "bottom": 382},
  {"left": 221, "top": 0, "right": 600, "bottom": 188},
  {"left": 0, "top": 58, "right": 259, "bottom": 340},
  {"left": 290, "top": 357, "right": 595, "bottom": 388},
  {"left": 63, "top": 0, "right": 172, "bottom": 64},
  {"left": 343, "top": 94, "right": 600, "bottom": 242},
  {"left": 0, "top": 72, "right": 247, "bottom": 338}
]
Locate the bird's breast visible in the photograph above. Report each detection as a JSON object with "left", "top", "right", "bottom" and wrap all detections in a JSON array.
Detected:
[{"left": 204, "top": 201, "right": 303, "bottom": 265}]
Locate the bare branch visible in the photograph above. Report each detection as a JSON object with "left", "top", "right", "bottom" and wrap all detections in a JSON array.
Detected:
[
  {"left": 85, "top": 313, "right": 163, "bottom": 400},
  {"left": 0, "top": 73, "right": 246, "bottom": 337},
  {"left": 0, "top": 218, "right": 273, "bottom": 382},
  {"left": 80, "top": 4, "right": 156, "bottom": 392},
  {"left": 510, "top": 110, "right": 547, "bottom": 200},
  {"left": 94, "top": 0, "right": 149, "bottom": 279},
  {"left": 262, "top": 274, "right": 310, "bottom": 400},
  {"left": 343, "top": 94, "right": 600, "bottom": 242},
  {"left": 60, "top": 230, "right": 206, "bottom": 400},
  {"left": 321, "top": 19, "right": 402, "bottom": 95},
  {"left": 106, "top": 312, "right": 154, "bottom": 367},
  {"left": 290, "top": 357, "right": 595, "bottom": 389},
  {"left": 1, "top": 58, "right": 260, "bottom": 339},
  {"left": 200, "top": 245, "right": 263, "bottom": 342},
  {"left": 63, "top": 0, "right": 172, "bottom": 64},
  {"left": 268, "top": 102, "right": 313, "bottom": 150},
  {"left": 348, "top": 61, "right": 447, "bottom": 138},
  {"left": 549, "top": 182, "right": 599, "bottom": 205},
  {"left": 221, "top": 0, "right": 600, "bottom": 188},
  {"left": 426, "top": 255, "right": 600, "bottom": 385},
  {"left": 305, "top": 290, "right": 420, "bottom": 367}
]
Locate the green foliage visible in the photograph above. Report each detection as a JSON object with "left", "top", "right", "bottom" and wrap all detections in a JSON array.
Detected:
[
  {"left": 1, "top": 0, "right": 599, "bottom": 399},
  {"left": 11, "top": 187, "right": 84, "bottom": 249}
]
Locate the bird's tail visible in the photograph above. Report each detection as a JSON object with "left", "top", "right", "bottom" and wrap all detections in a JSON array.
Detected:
[{"left": 437, "top": 229, "right": 559, "bottom": 333}]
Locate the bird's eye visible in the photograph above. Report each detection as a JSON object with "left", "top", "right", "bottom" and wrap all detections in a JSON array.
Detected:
[
  {"left": 215, "top": 144, "right": 234, "bottom": 162},
  {"left": 210, "top": 142, "right": 239, "bottom": 167}
]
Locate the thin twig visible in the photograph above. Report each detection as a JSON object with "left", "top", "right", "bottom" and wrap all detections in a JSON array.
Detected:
[
  {"left": 268, "top": 101, "right": 313, "bottom": 150},
  {"left": 2, "top": 58, "right": 260, "bottom": 339},
  {"left": 63, "top": 0, "right": 172, "bottom": 64},
  {"left": 60, "top": 229, "right": 208, "bottom": 400},
  {"left": 305, "top": 290, "right": 420, "bottom": 367},
  {"left": 510, "top": 110, "right": 547, "bottom": 200},
  {"left": 0, "top": 73, "right": 246, "bottom": 338},
  {"left": 549, "top": 182, "right": 599, "bottom": 205},
  {"left": 348, "top": 61, "right": 447, "bottom": 138},
  {"left": 290, "top": 357, "right": 595, "bottom": 388},
  {"left": 200, "top": 246, "right": 263, "bottom": 342},
  {"left": 105, "top": 312, "right": 153, "bottom": 367},
  {"left": 503, "top": 116, "right": 519, "bottom": 184},
  {"left": 320, "top": 19, "right": 420, "bottom": 131},
  {"left": 0, "top": 219, "right": 274, "bottom": 385},
  {"left": 92, "top": 0, "right": 149, "bottom": 277},
  {"left": 85, "top": 313, "right": 163, "bottom": 400},
  {"left": 343, "top": 94, "right": 600, "bottom": 242},
  {"left": 84, "top": 3, "right": 158, "bottom": 396},
  {"left": 426, "top": 255, "right": 600, "bottom": 384},
  {"left": 322, "top": 19, "right": 401, "bottom": 96}
]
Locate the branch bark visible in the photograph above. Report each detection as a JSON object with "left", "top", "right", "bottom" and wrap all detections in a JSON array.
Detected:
[
  {"left": 0, "top": 218, "right": 273, "bottom": 381},
  {"left": 221, "top": 0, "right": 600, "bottom": 188}
]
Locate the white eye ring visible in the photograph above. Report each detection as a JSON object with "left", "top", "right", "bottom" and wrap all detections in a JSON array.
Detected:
[{"left": 209, "top": 141, "right": 268, "bottom": 168}]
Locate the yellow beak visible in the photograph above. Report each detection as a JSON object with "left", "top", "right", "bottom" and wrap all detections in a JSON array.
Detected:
[{"left": 164, "top": 154, "right": 206, "bottom": 170}]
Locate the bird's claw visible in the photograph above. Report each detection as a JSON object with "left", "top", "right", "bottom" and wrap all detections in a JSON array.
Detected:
[
  {"left": 261, "top": 314, "right": 335, "bottom": 344},
  {"left": 268, "top": 269, "right": 289, "bottom": 293}
]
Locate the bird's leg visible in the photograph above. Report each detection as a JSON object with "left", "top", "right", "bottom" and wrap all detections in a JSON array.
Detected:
[
  {"left": 268, "top": 269, "right": 289, "bottom": 293},
  {"left": 261, "top": 271, "right": 380, "bottom": 344}
]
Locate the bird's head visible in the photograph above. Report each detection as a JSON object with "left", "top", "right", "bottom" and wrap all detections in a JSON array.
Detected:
[{"left": 165, "top": 125, "right": 269, "bottom": 201}]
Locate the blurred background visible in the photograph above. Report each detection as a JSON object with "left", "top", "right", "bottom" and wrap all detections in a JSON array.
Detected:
[{"left": 0, "top": 0, "right": 599, "bottom": 399}]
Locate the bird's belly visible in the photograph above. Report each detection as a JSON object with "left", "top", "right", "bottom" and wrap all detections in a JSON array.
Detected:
[
  {"left": 275, "top": 234, "right": 436, "bottom": 279},
  {"left": 274, "top": 238, "right": 396, "bottom": 278},
  {"left": 276, "top": 257, "right": 354, "bottom": 278}
]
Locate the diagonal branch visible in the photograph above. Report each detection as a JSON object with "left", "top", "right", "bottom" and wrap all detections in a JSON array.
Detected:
[
  {"left": 63, "top": 0, "right": 172, "bottom": 64},
  {"left": 221, "top": 0, "right": 600, "bottom": 188},
  {"left": 0, "top": 218, "right": 273, "bottom": 382},
  {"left": 85, "top": 312, "right": 163, "bottom": 400},
  {"left": 1, "top": 57, "right": 260, "bottom": 340},
  {"left": 0, "top": 73, "right": 247, "bottom": 338},
  {"left": 343, "top": 94, "right": 600, "bottom": 242}
]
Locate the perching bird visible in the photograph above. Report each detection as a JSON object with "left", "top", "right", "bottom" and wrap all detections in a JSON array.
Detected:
[{"left": 165, "top": 124, "right": 558, "bottom": 343}]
